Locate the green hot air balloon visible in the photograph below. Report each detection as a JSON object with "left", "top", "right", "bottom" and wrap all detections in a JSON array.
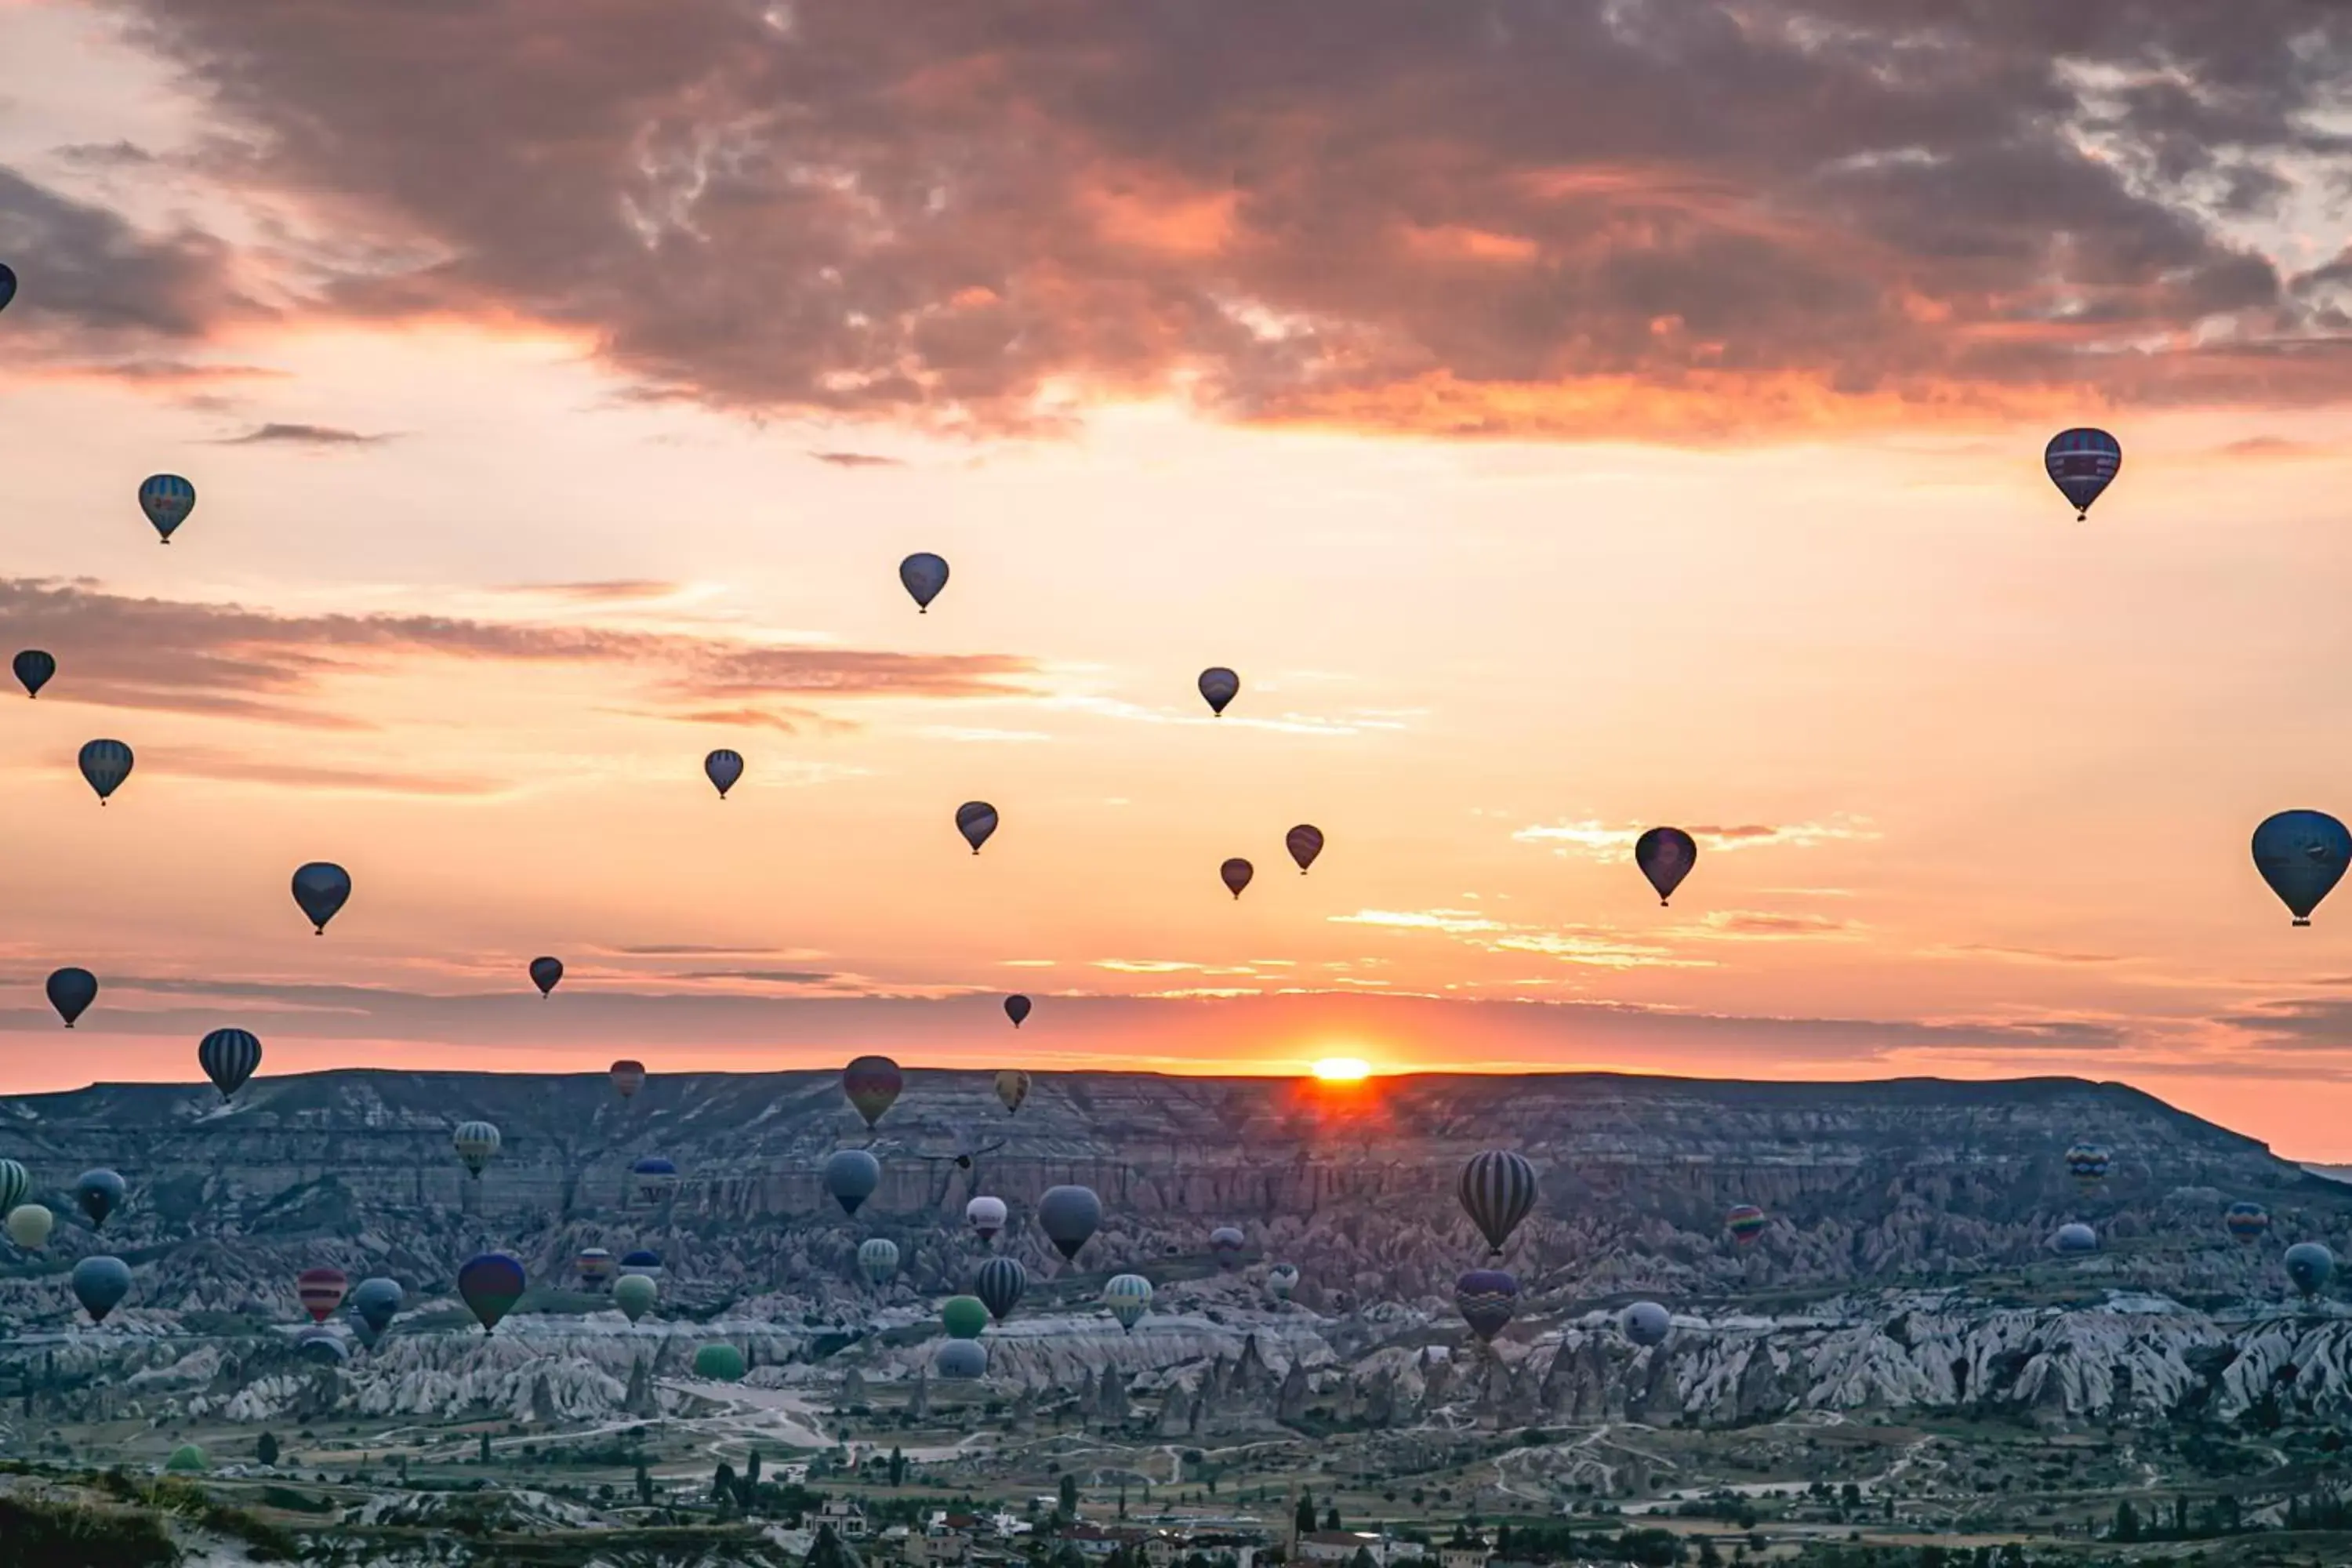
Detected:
[
  {"left": 940, "top": 1295, "right": 989, "bottom": 1341},
  {"left": 693, "top": 1343, "right": 748, "bottom": 1382},
  {"left": 613, "top": 1272, "right": 658, "bottom": 1323},
  {"left": 165, "top": 1443, "right": 208, "bottom": 1472},
  {"left": 1104, "top": 1273, "right": 1154, "bottom": 1334}
]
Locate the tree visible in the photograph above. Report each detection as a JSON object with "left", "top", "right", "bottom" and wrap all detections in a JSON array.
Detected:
[
  {"left": 891, "top": 1446, "right": 906, "bottom": 1487},
  {"left": 1060, "top": 1472, "right": 1080, "bottom": 1520},
  {"left": 2114, "top": 1501, "right": 2141, "bottom": 1543},
  {"left": 1296, "top": 1491, "right": 1317, "bottom": 1539},
  {"left": 256, "top": 1433, "right": 279, "bottom": 1467},
  {"left": 714, "top": 1461, "right": 739, "bottom": 1508},
  {"left": 479, "top": 1432, "right": 492, "bottom": 1465},
  {"left": 1323, "top": 1505, "right": 1341, "bottom": 1531},
  {"left": 1838, "top": 1482, "right": 1860, "bottom": 1511},
  {"left": 1351, "top": 1550, "right": 1377, "bottom": 1568},
  {"left": 808, "top": 1523, "right": 855, "bottom": 1568},
  {"left": 748, "top": 1450, "right": 763, "bottom": 1490},
  {"left": 636, "top": 1460, "right": 654, "bottom": 1507}
]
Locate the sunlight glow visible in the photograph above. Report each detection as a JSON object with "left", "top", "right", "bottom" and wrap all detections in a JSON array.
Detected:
[{"left": 1312, "top": 1057, "right": 1371, "bottom": 1082}]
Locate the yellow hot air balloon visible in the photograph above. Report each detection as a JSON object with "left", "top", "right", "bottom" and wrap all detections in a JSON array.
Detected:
[
  {"left": 995, "top": 1069, "right": 1031, "bottom": 1115},
  {"left": 5, "top": 1203, "right": 53, "bottom": 1250}
]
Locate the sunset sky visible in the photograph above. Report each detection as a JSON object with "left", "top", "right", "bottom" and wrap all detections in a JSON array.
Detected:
[{"left": 5, "top": 3, "right": 2352, "bottom": 1152}]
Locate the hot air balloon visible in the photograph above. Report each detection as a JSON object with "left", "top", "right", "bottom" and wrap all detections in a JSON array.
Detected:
[
  {"left": 824, "top": 1149, "right": 881, "bottom": 1216},
  {"left": 529, "top": 957, "right": 563, "bottom": 997},
  {"left": 966, "top": 1196, "right": 1007, "bottom": 1241},
  {"left": 2053, "top": 1222, "right": 2099, "bottom": 1255},
  {"left": 1265, "top": 1263, "right": 1299, "bottom": 1302},
  {"left": 74, "top": 1170, "right": 124, "bottom": 1229},
  {"left": 858, "top": 1237, "right": 901, "bottom": 1285},
  {"left": 2225, "top": 1202, "right": 2271, "bottom": 1243},
  {"left": 0, "top": 263, "right": 13, "bottom": 314},
  {"left": 619, "top": 1250, "right": 663, "bottom": 1279},
  {"left": 694, "top": 1343, "right": 748, "bottom": 1382},
  {"left": 457, "top": 1252, "right": 526, "bottom": 1334},
  {"left": 578, "top": 1248, "right": 615, "bottom": 1290},
  {"left": 994, "top": 1073, "right": 1031, "bottom": 1119},
  {"left": 1220, "top": 858, "right": 1254, "bottom": 898},
  {"left": 1635, "top": 827, "right": 1697, "bottom": 906},
  {"left": 72, "top": 1255, "right": 132, "bottom": 1324},
  {"left": 1286, "top": 825, "right": 1324, "bottom": 875},
  {"left": 975, "top": 1257, "right": 1027, "bottom": 1322},
  {"left": 1622, "top": 1301, "right": 1671, "bottom": 1348},
  {"left": 631, "top": 1157, "right": 679, "bottom": 1204},
  {"left": 1004, "top": 995, "right": 1032, "bottom": 1029},
  {"left": 296, "top": 1268, "right": 349, "bottom": 1324},
  {"left": 138, "top": 474, "right": 196, "bottom": 542},
  {"left": 5, "top": 1204, "right": 53, "bottom": 1250},
  {"left": 1039, "top": 1185, "right": 1102, "bottom": 1262},
  {"left": 165, "top": 1444, "right": 207, "bottom": 1472},
  {"left": 290, "top": 862, "right": 351, "bottom": 935},
  {"left": 296, "top": 1329, "right": 348, "bottom": 1368},
  {"left": 45, "top": 967, "right": 96, "bottom": 1028},
  {"left": 78, "top": 739, "right": 132, "bottom": 804},
  {"left": 704, "top": 749, "right": 744, "bottom": 799},
  {"left": 842, "top": 1055, "right": 903, "bottom": 1128},
  {"left": 1103, "top": 1274, "right": 1154, "bottom": 1334},
  {"left": 2063, "top": 1142, "right": 2111, "bottom": 1184},
  {"left": 0, "top": 1161, "right": 27, "bottom": 1216},
  {"left": 1198, "top": 667, "right": 1240, "bottom": 717},
  {"left": 350, "top": 1278, "right": 402, "bottom": 1338},
  {"left": 941, "top": 1294, "right": 989, "bottom": 1340},
  {"left": 453, "top": 1121, "right": 501, "bottom": 1179},
  {"left": 1210, "top": 1226, "right": 1246, "bottom": 1270},
  {"left": 899, "top": 552, "right": 949, "bottom": 612},
  {"left": 2285, "top": 1241, "right": 2335, "bottom": 1299},
  {"left": 13, "top": 649, "right": 53, "bottom": 698},
  {"left": 956, "top": 801, "right": 998, "bottom": 854},
  {"left": 1455, "top": 1269, "right": 1517, "bottom": 1343},
  {"left": 1458, "top": 1150, "right": 1537, "bottom": 1256},
  {"left": 2252, "top": 810, "right": 2351, "bottom": 927},
  {"left": 614, "top": 1272, "right": 658, "bottom": 1323},
  {"left": 2043, "top": 428, "right": 2122, "bottom": 520},
  {"left": 1726, "top": 1204, "right": 1766, "bottom": 1247},
  {"left": 610, "top": 1059, "right": 647, "bottom": 1098},
  {"left": 198, "top": 1028, "right": 261, "bottom": 1099},
  {"left": 935, "top": 1338, "right": 988, "bottom": 1379}
]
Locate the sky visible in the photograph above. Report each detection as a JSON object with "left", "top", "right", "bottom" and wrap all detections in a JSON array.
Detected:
[{"left": 5, "top": 2, "right": 2352, "bottom": 1152}]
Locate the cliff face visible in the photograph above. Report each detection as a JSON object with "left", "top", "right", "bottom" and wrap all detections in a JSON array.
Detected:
[{"left": 0, "top": 1068, "right": 2346, "bottom": 1433}]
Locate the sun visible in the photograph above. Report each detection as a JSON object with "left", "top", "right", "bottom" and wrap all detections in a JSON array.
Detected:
[{"left": 1312, "top": 1057, "right": 1370, "bottom": 1082}]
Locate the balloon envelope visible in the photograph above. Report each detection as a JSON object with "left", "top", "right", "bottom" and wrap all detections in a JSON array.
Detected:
[
  {"left": 899, "top": 552, "right": 949, "bottom": 612},
  {"left": 138, "top": 474, "right": 195, "bottom": 541},
  {"left": 841, "top": 1055, "right": 903, "bottom": 1128},
  {"left": 619, "top": 1250, "right": 663, "bottom": 1278},
  {"left": 290, "top": 862, "right": 351, "bottom": 934},
  {"left": 74, "top": 1169, "right": 125, "bottom": 1229},
  {"left": 0, "top": 1161, "right": 25, "bottom": 1215},
  {"left": 13, "top": 649, "right": 53, "bottom": 698},
  {"left": 1726, "top": 1204, "right": 1766, "bottom": 1245},
  {"left": 1103, "top": 1274, "right": 1154, "bottom": 1334},
  {"left": 78, "top": 739, "right": 132, "bottom": 802},
  {"left": 528, "top": 956, "right": 563, "bottom": 996},
  {"left": 350, "top": 1277, "right": 403, "bottom": 1334},
  {"left": 457, "top": 1252, "right": 527, "bottom": 1333},
  {"left": 578, "top": 1249, "right": 615, "bottom": 1288},
  {"left": 1265, "top": 1263, "right": 1299, "bottom": 1301},
  {"left": 453, "top": 1121, "right": 502, "bottom": 1178},
  {"left": 975, "top": 1257, "right": 1027, "bottom": 1321},
  {"left": 2285, "top": 1241, "right": 2335, "bottom": 1298},
  {"left": 966, "top": 1195, "right": 1007, "bottom": 1240},
  {"left": 994, "top": 1069, "right": 1030, "bottom": 1114},
  {"left": 1286, "top": 825, "right": 1324, "bottom": 874},
  {"left": 45, "top": 967, "right": 96, "bottom": 1027},
  {"left": 1635, "top": 827, "right": 1697, "bottom": 905},
  {"left": 1210, "top": 1226, "right": 1246, "bottom": 1269},
  {"left": 2253, "top": 810, "right": 2352, "bottom": 925},
  {"left": 609, "top": 1059, "right": 647, "bottom": 1098},
  {"left": 0, "top": 263, "right": 13, "bottom": 314},
  {"left": 1455, "top": 1268, "right": 1518, "bottom": 1342},
  {"left": 1622, "top": 1301, "right": 1671, "bottom": 1347},
  {"left": 1220, "top": 858, "right": 1254, "bottom": 898},
  {"left": 858, "top": 1237, "right": 900, "bottom": 1284},
  {"left": 941, "top": 1294, "right": 990, "bottom": 1340},
  {"left": 956, "top": 801, "right": 998, "bottom": 853},
  {"left": 2043, "top": 427, "right": 2122, "bottom": 517},
  {"left": 2225, "top": 1201, "right": 2271, "bottom": 1243},
  {"left": 296, "top": 1267, "right": 350, "bottom": 1324},
  {"left": 703, "top": 749, "right": 744, "bottom": 798},
  {"left": 631, "top": 1157, "right": 678, "bottom": 1204},
  {"left": 1004, "top": 995, "right": 1031, "bottom": 1029},
  {"left": 935, "top": 1338, "right": 988, "bottom": 1379},
  {"left": 824, "top": 1148, "right": 882, "bottom": 1215},
  {"left": 2053, "top": 1222, "right": 2099, "bottom": 1254},
  {"left": 694, "top": 1343, "right": 747, "bottom": 1382},
  {"left": 198, "top": 1028, "right": 262, "bottom": 1099},
  {"left": 1197, "top": 666, "right": 1239, "bottom": 716},
  {"left": 5, "top": 1203, "right": 53, "bottom": 1250},
  {"left": 1458, "top": 1150, "right": 1538, "bottom": 1255},
  {"left": 2063, "top": 1142, "right": 2111, "bottom": 1182},
  {"left": 296, "top": 1329, "right": 347, "bottom": 1368},
  {"left": 613, "top": 1273, "right": 659, "bottom": 1322},
  {"left": 72, "top": 1255, "right": 132, "bottom": 1323},
  {"left": 1038, "top": 1184, "right": 1102, "bottom": 1261}
]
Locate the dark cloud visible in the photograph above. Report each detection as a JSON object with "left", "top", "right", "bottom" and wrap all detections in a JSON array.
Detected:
[
  {"left": 0, "top": 577, "right": 1033, "bottom": 728},
  {"left": 213, "top": 422, "right": 391, "bottom": 446},
  {"left": 52, "top": 141, "right": 161, "bottom": 169},
  {"left": 809, "top": 451, "right": 905, "bottom": 468},
  {"left": 2214, "top": 997, "right": 2352, "bottom": 1050},
  {"left": 0, "top": 163, "right": 253, "bottom": 349},
  {"left": 84, "top": 1, "right": 2352, "bottom": 439}
]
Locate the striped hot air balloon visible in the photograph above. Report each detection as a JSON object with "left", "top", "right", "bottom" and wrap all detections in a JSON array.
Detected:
[
  {"left": 975, "top": 1256, "right": 1026, "bottom": 1322},
  {"left": 609, "top": 1059, "right": 647, "bottom": 1098},
  {"left": 858, "top": 1237, "right": 900, "bottom": 1285},
  {"left": 1197, "top": 666, "right": 1239, "bottom": 716},
  {"left": 2064, "top": 1142, "right": 2111, "bottom": 1184},
  {"left": 2225, "top": 1201, "right": 2271, "bottom": 1243},
  {"left": 631, "top": 1157, "right": 679, "bottom": 1205},
  {"left": 2043, "top": 427, "right": 2122, "bottom": 519},
  {"left": 0, "top": 1160, "right": 29, "bottom": 1216},
  {"left": 296, "top": 1268, "right": 349, "bottom": 1324},
  {"left": 1726, "top": 1204, "right": 1767, "bottom": 1247},
  {"left": 1455, "top": 1268, "right": 1518, "bottom": 1343},
  {"left": 13, "top": 649, "right": 53, "bottom": 698},
  {"left": 577, "top": 1248, "right": 616, "bottom": 1289},
  {"left": 1458, "top": 1150, "right": 1537, "bottom": 1255},
  {"left": 703, "top": 749, "right": 744, "bottom": 799},
  {"left": 1286, "top": 824, "right": 1324, "bottom": 874},
  {"left": 138, "top": 474, "right": 196, "bottom": 542},
  {"left": 453, "top": 1121, "right": 501, "bottom": 1179},
  {"left": 198, "top": 1028, "right": 261, "bottom": 1099},
  {"left": 1103, "top": 1274, "right": 1154, "bottom": 1334},
  {"left": 78, "top": 739, "right": 133, "bottom": 804}
]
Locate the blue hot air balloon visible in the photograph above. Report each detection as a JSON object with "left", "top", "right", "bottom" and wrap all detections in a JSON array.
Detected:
[
  {"left": 704, "top": 749, "right": 744, "bottom": 799},
  {"left": 296, "top": 1328, "right": 348, "bottom": 1368},
  {"left": 2252, "top": 810, "right": 2351, "bottom": 927},
  {"left": 0, "top": 263, "right": 15, "bottom": 314},
  {"left": 899, "top": 552, "right": 950, "bottom": 612},
  {"left": 631, "top": 1157, "right": 679, "bottom": 1205},
  {"left": 529, "top": 956, "right": 563, "bottom": 997},
  {"left": 291, "top": 862, "right": 351, "bottom": 935},
  {"left": 13, "top": 650, "right": 53, "bottom": 698},
  {"left": 350, "top": 1277, "right": 402, "bottom": 1337},
  {"left": 1004, "top": 994, "right": 1032, "bottom": 1029},
  {"left": 2285, "top": 1240, "right": 2335, "bottom": 1299},
  {"left": 1458, "top": 1150, "right": 1538, "bottom": 1256},
  {"left": 1635, "top": 827, "right": 1697, "bottom": 906},
  {"left": 935, "top": 1338, "right": 988, "bottom": 1380},
  {"left": 2053, "top": 1221, "right": 2100, "bottom": 1255},
  {"left": 1455, "top": 1269, "right": 1518, "bottom": 1343},
  {"left": 45, "top": 967, "right": 96, "bottom": 1028},
  {"left": 1038, "top": 1184, "right": 1102, "bottom": 1262},
  {"left": 619, "top": 1250, "right": 663, "bottom": 1279},
  {"left": 74, "top": 1169, "right": 125, "bottom": 1229},
  {"left": 956, "top": 801, "right": 998, "bottom": 854},
  {"left": 2043, "top": 428, "right": 2122, "bottom": 520},
  {"left": 78, "top": 739, "right": 132, "bottom": 804},
  {"left": 1197, "top": 667, "right": 1240, "bottom": 717},
  {"left": 138, "top": 474, "right": 196, "bottom": 543},
  {"left": 1622, "top": 1301, "right": 1672, "bottom": 1348},
  {"left": 73, "top": 1255, "right": 133, "bottom": 1323},
  {"left": 824, "top": 1148, "right": 881, "bottom": 1216},
  {"left": 198, "top": 1028, "right": 262, "bottom": 1099}
]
